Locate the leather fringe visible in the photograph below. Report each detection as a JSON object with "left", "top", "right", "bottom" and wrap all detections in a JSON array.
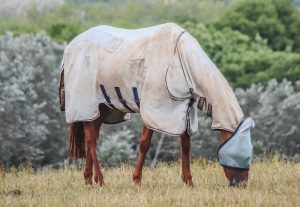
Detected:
[{"left": 59, "top": 69, "right": 65, "bottom": 111}]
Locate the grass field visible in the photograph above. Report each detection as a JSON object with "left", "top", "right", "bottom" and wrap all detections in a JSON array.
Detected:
[{"left": 1, "top": 158, "right": 299, "bottom": 207}]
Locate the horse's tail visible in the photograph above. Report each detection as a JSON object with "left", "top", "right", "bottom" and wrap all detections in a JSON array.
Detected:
[{"left": 68, "top": 122, "right": 86, "bottom": 159}]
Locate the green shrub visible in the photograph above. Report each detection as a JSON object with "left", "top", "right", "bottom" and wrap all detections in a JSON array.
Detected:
[
  {"left": 47, "top": 23, "right": 85, "bottom": 43},
  {"left": 184, "top": 22, "right": 300, "bottom": 88},
  {"left": 215, "top": 0, "right": 300, "bottom": 52}
]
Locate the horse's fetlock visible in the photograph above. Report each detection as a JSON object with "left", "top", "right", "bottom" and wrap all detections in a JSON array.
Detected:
[
  {"left": 84, "top": 169, "right": 92, "bottom": 178},
  {"left": 94, "top": 174, "right": 104, "bottom": 186},
  {"left": 132, "top": 173, "right": 142, "bottom": 181},
  {"left": 182, "top": 175, "right": 192, "bottom": 182},
  {"left": 84, "top": 170, "right": 93, "bottom": 185},
  {"left": 182, "top": 175, "right": 194, "bottom": 187}
]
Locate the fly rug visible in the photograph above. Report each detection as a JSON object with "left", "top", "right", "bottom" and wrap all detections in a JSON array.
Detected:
[{"left": 59, "top": 23, "right": 254, "bottom": 187}]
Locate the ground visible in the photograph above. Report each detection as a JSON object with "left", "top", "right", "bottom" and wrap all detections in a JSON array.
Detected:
[{"left": 1, "top": 158, "right": 299, "bottom": 207}]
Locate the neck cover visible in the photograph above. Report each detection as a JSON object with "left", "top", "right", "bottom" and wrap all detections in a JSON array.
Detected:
[{"left": 217, "top": 118, "right": 255, "bottom": 170}]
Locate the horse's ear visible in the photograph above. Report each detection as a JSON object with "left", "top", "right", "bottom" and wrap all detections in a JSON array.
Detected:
[{"left": 68, "top": 122, "right": 86, "bottom": 159}]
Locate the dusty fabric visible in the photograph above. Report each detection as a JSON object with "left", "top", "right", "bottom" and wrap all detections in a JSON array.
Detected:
[
  {"left": 174, "top": 32, "right": 245, "bottom": 132},
  {"left": 217, "top": 118, "right": 255, "bottom": 170},
  {"left": 61, "top": 23, "right": 244, "bottom": 135}
]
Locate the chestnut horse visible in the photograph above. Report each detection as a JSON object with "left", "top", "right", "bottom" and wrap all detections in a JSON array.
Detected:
[{"left": 60, "top": 23, "right": 250, "bottom": 188}]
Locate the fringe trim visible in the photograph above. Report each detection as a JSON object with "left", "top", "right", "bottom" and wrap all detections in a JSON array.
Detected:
[
  {"left": 59, "top": 69, "right": 65, "bottom": 111},
  {"left": 197, "top": 97, "right": 212, "bottom": 117}
]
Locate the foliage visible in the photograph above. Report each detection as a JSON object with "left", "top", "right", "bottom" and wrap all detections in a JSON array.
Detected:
[
  {"left": 1, "top": 29, "right": 300, "bottom": 167},
  {"left": 215, "top": 0, "right": 300, "bottom": 52},
  {"left": 184, "top": 22, "right": 300, "bottom": 88},
  {"left": 0, "top": 0, "right": 300, "bottom": 168},
  {"left": 0, "top": 33, "right": 65, "bottom": 167},
  {"left": 47, "top": 23, "right": 85, "bottom": 43},
  {"left": 236, "top": 80, "right": 300, "bottom": 157},
  {"left": 1, "top": 0, "right": 300, "bottom": 87},
  {"left": 0, "top": 0, "right": 238, "bottom": 42},
  {"left": 0, "top": 0, "right": 64, "bottom": 17},
  {"left": 98, "top": 126, "right": 137, "bottom": 167}
]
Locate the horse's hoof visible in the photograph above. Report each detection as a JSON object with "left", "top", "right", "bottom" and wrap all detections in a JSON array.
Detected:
[
  {"left": 133, "top": 179, "right": 141, "bottom": 187},
  {"left": 132, "top": 174, "right": 142, "bottom": 187},
  {"left": 182, "top": 175, "right": 194, "bottom": 187},
  {"left": 184, "top": 179, "right": 194, "bottom": 188},
  {"left": 85, "top": 178, "right": 93, "bottom": 185},
  {"left": 84, "top": 170, "right": 93, "bottom": 185},
  {"left": 94, "top": 175, "right": 105, "bottom": 187},
  {"left": 185, "top": 179, "right": 194, "bottom": 187},
  {"left": 98, "top": 180, "right": 105, "bottom": 187}
]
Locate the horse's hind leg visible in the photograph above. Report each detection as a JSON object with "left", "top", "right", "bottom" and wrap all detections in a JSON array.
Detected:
[
  {"left": 180, "top": 132, "right": 194, "bottom": 187},
  {"left": 132, "top": 125, "right": 153, "bottom": 186},
  {"left": 84, "top": 145, "right": 93, "bottom": 185},
  {"left": 84, "top": 118, "right": 104, "bottom": 186}
]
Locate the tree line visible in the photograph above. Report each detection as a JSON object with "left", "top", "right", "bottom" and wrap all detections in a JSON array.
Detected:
[{"left": 0, "top": 0, "right": 299, "bottom": 168}]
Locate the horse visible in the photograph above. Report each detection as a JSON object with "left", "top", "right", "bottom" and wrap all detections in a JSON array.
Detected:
[{"left": 59, "top": 23, "right": 254, "bottom": 187}]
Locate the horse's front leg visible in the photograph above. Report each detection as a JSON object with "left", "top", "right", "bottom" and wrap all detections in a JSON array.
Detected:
[
  {"left": 180, "top": 132, "right": 194, "bottom": 187},
  {"left": 132, "top": 125, "right": 153, "bottom": 186},
  {"left": 84, "top": 120, "right": 104, "bottom": 186}
]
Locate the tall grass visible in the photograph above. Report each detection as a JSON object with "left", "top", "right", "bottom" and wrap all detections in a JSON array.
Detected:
[{"left": 1, "top": 158, "right": 299, "bottom": 206}]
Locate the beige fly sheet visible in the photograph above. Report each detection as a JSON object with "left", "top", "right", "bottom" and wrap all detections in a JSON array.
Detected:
[{"left": 61, "top": 23, "right": 244, "bottom": 135}]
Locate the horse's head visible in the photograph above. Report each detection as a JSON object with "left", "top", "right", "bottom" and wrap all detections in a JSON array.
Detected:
[
  {"left": 218, "top": 118, "right": 254, "bottom": 187},
  {"left": 223, "top": 166, "right": 249, "bottom": 187}
]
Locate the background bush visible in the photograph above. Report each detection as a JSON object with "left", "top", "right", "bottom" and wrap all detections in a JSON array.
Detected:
[
  {"left": 0, "top": 33, "right": 65, "bottom": 167},
  {"left": 0, "top": 0, "right": 299, "bottom": 167}
]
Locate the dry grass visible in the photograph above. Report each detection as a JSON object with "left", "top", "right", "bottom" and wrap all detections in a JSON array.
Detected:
[{"left": 1, "top": 158, "right": 299, "bottom": 207}]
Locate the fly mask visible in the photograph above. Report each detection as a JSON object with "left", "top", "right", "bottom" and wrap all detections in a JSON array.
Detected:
[{"left": 217, "top": 118, "right": 255, "bottom": 170}]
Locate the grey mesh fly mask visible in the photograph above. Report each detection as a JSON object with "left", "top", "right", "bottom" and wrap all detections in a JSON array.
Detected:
[{"left": 217, "top": 118, "right": 255, "bottom": 170}]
